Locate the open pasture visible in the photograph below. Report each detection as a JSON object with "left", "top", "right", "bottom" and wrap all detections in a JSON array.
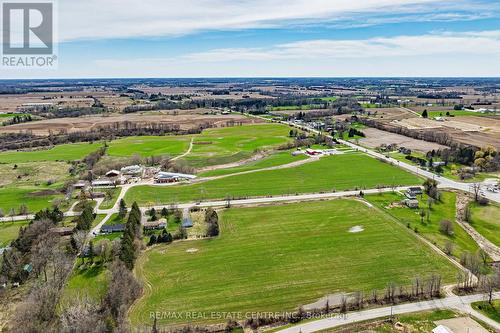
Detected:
[
  {"left": 0, "top": 142, "right": 102, "bottom": 164},
  {"left": 107, "top": 136, "right": 191, "bottom": 157},
  {"left": 125, "top": 153, "right": 421, "bottom": 205},
  {"left": 182, "top": 123, "right": 292, "bottom": 167},
  {"left": 0, "top": 220, "right": 30, "bottom": 247},
  {"left": 130, "top": 200, "right": 458, "bottom": 326},
  {"left": 0, "top": 186, "right": 63, "bottom": 214},
  {"left": 366, "top": 192, "right": 479, "bottom": 258},
  {"left": 198, "top": 150, "right": 307, "bottom": 176}
]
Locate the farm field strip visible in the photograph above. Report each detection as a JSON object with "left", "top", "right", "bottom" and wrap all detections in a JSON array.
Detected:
[
  {"left": 124, "top": 153, "right": 421, "bottom": 206},
  {"left": 130, "top": 199, "right": 458, "bottom": 326}
]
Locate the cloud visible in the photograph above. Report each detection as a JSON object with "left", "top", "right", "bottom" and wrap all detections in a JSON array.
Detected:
[
  {"left": 87, "top": 30, "right": 500, "bottom": 77},
  {"left": 178, "top": 30, "right": 500, "bottom": 61},
  {"left": 57, "top": 0, "right": 482, "bottom": 41}
]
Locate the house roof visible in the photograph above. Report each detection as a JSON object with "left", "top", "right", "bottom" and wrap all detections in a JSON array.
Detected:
[
  {"left": 156, "top": 171, "right": 197, "bottom": 180},
  {"left": 101, "top": 224, "right": 125, "bottom": 232},
  {"left": 106, "top": 169, "right": 120, "bottom": 176}
]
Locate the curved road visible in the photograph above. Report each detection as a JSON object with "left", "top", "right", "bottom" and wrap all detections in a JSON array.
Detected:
[{"left": 277, "top": 292, "right": 500, "bottom": 333}]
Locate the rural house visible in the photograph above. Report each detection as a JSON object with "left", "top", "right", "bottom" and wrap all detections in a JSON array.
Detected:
[{"left": 101, "top": 224, "right": 126, "bottom": 234}]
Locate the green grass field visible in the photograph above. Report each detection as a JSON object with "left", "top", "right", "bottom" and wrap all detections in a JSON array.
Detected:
[
  {"left": 470, "top": 203, "right": 500, "bottom": 247},
  {"left": 0, "top": 186, "right": 64, "bottom": 214},
  {"left": 0, "top": 142, "right": 102, "bottom": 164},
  {"left": 269, "top": 105, "right": 319, "bottom": 111},
  {"left": 107, "top": 136, "right": 191, "bottom": 157},
  {"left": 183, "top": 124, "right": 292, "bottom": 167},
  {"left": 366, "top": 192, "right": 480, "bottom": 258},
  {"left": 125, "top": 153, "right": 420, "bottom": 206},
  {"left": 130, "top": 200, "right": 458, "bottom": 326},
  {"left": 61, "top": 263, "right": 109, "bottom": 305},
  {"left": 422, "top": 110, "right": 500, "bottom": 117},
  {"left": 320, "top": 96, "right": 338, "bottom": 102},
  {"left": 0, "top": 220, "right": 30, "bottom": 247},
  {"left": 199, "top": 150, "right": 307, "bottom": 176},
  {"left": 471, "top": 300, "right": 500, "bottom": 323}
]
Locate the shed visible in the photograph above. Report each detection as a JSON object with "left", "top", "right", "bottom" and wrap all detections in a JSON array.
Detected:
[
  {"left": 106, "top": 170, "right": 120, "bottom": 177},
  {"left": 50, "top": 227, "right": 74, "bottom": 236},
  {"left": 405, "top": 199, "right": 419, "bottom": 208},
  {"left": 432, "top": 325, "right": 454, "bottom": 333},
  {"left": 182, "top": 218, "right": 193, "bottom": 228}
]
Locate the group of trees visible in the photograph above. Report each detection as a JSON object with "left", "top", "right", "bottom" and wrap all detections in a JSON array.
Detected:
[
  {"left": 423, "top": 179, "right": 440, "bottom": 201},
  {"left": 244, "top": 274, "right": 444, "bottom": 330},
  {"left": 75, "top": 201, "right": 96, "bottom": 231},
  {"left": 2, "top": 114, "right": 33, "bottom": 126},
  {"left": 0, "top": 122, "right": 205, "bottom": 151},
  {"left": 205, "top": 208, "right": 220, "bottom": 237},
  {"left": 119, "top": 202, "right": 142, "bottom": 270},
  {"left": 1, "top": 207, "right": 79, "bottom": 332}
]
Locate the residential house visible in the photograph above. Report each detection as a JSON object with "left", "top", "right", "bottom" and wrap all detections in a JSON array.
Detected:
[
  {"left": 143, "top": 219, "right": 167, "bottom": 230},
  {"left": 101, "top": 224, "right": 126, "bottom": 234}
]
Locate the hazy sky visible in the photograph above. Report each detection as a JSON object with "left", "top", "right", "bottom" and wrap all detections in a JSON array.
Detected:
[{"left": 2, "top": 0, "right": 500, "bottom": 78}]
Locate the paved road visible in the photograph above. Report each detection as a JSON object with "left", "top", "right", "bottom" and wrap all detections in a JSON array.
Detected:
[
  {"left": 277, "top": 292, "right": 500, "bottom": 333},
  {"left": 97, "top": 186, "right": 411, "bottom": 215},
  {"left": 284, "top": 120, "right": 500, "bottom": 204}
]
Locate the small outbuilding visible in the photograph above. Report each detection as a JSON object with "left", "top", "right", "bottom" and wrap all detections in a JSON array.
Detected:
[
  {"left": 182, "top": 218, "right": 193, "bottom": 228},
  {"left": 106, "top": 170, "right": 120, "bottom": 177},
  {"left": 91, "top": 179, "right": 115, "bottom": 187},
  {"left": 405, "top": 199, "right": 419, "bottom": 208},
  {"left": 432, "top": 325, "right": 454, "bottom": 333}
]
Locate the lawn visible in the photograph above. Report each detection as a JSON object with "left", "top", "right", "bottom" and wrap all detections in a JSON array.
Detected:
[
  {"left": 183, "top": 123, "right": 292, "bottom": 168},
  {"left": 97, "top": 188, "right": 121, "bottom": 210},
  {"left": 365, "top": 192, "right": 480, "bottom": 258},
  {"left": 129, "top": 199, "right": 458, "bottom": 326},
  {"left": 104, "top": 213, "right": 124, "bottom": 226},
  {"left": 198, "top": 150, "right": 308, "bottom": 177},
  {"left": 61, "top": 263, "right": 109, "bottom": 305},
  {"left": 107, "top": 135, "right": 191, "bottom": 157},
  {"left": 0, "top": 142, "right": 102, "bottom": 164},
  {"left": 125, "top": 153, "right": 421, "bottom": 206},
  {"left": 0, "top": 220, "right": 30, "bottom": 247},
  {"left": 469, "top": 203, "right": 500, "bottom": 247},
  {"left": 471, "top": 300, "right": 500, "bottom": 323}
]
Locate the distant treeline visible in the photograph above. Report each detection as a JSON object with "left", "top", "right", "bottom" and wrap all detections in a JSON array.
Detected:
[
  {"left": 123, "top": 96, "right": 361, "bottom": 115},
  {"left": 0, "top": 122, "right": 209, "bottom": 151},
  {"left": 358, "top": 116, "right": 457, "bottom": 147},
  {"left": 2, "top": 114, "right": 33, "bottom": 126},
  {"left": 24, "top": 106, "right": 110, "bottom": 119}
]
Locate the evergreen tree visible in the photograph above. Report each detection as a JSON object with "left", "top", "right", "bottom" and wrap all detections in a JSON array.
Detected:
[
  {"left": 161, "top": 207, "right": 169, "bottom": 217},
  {"left": 118, "top": 199, "right": 127, "bottom": 219}
]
